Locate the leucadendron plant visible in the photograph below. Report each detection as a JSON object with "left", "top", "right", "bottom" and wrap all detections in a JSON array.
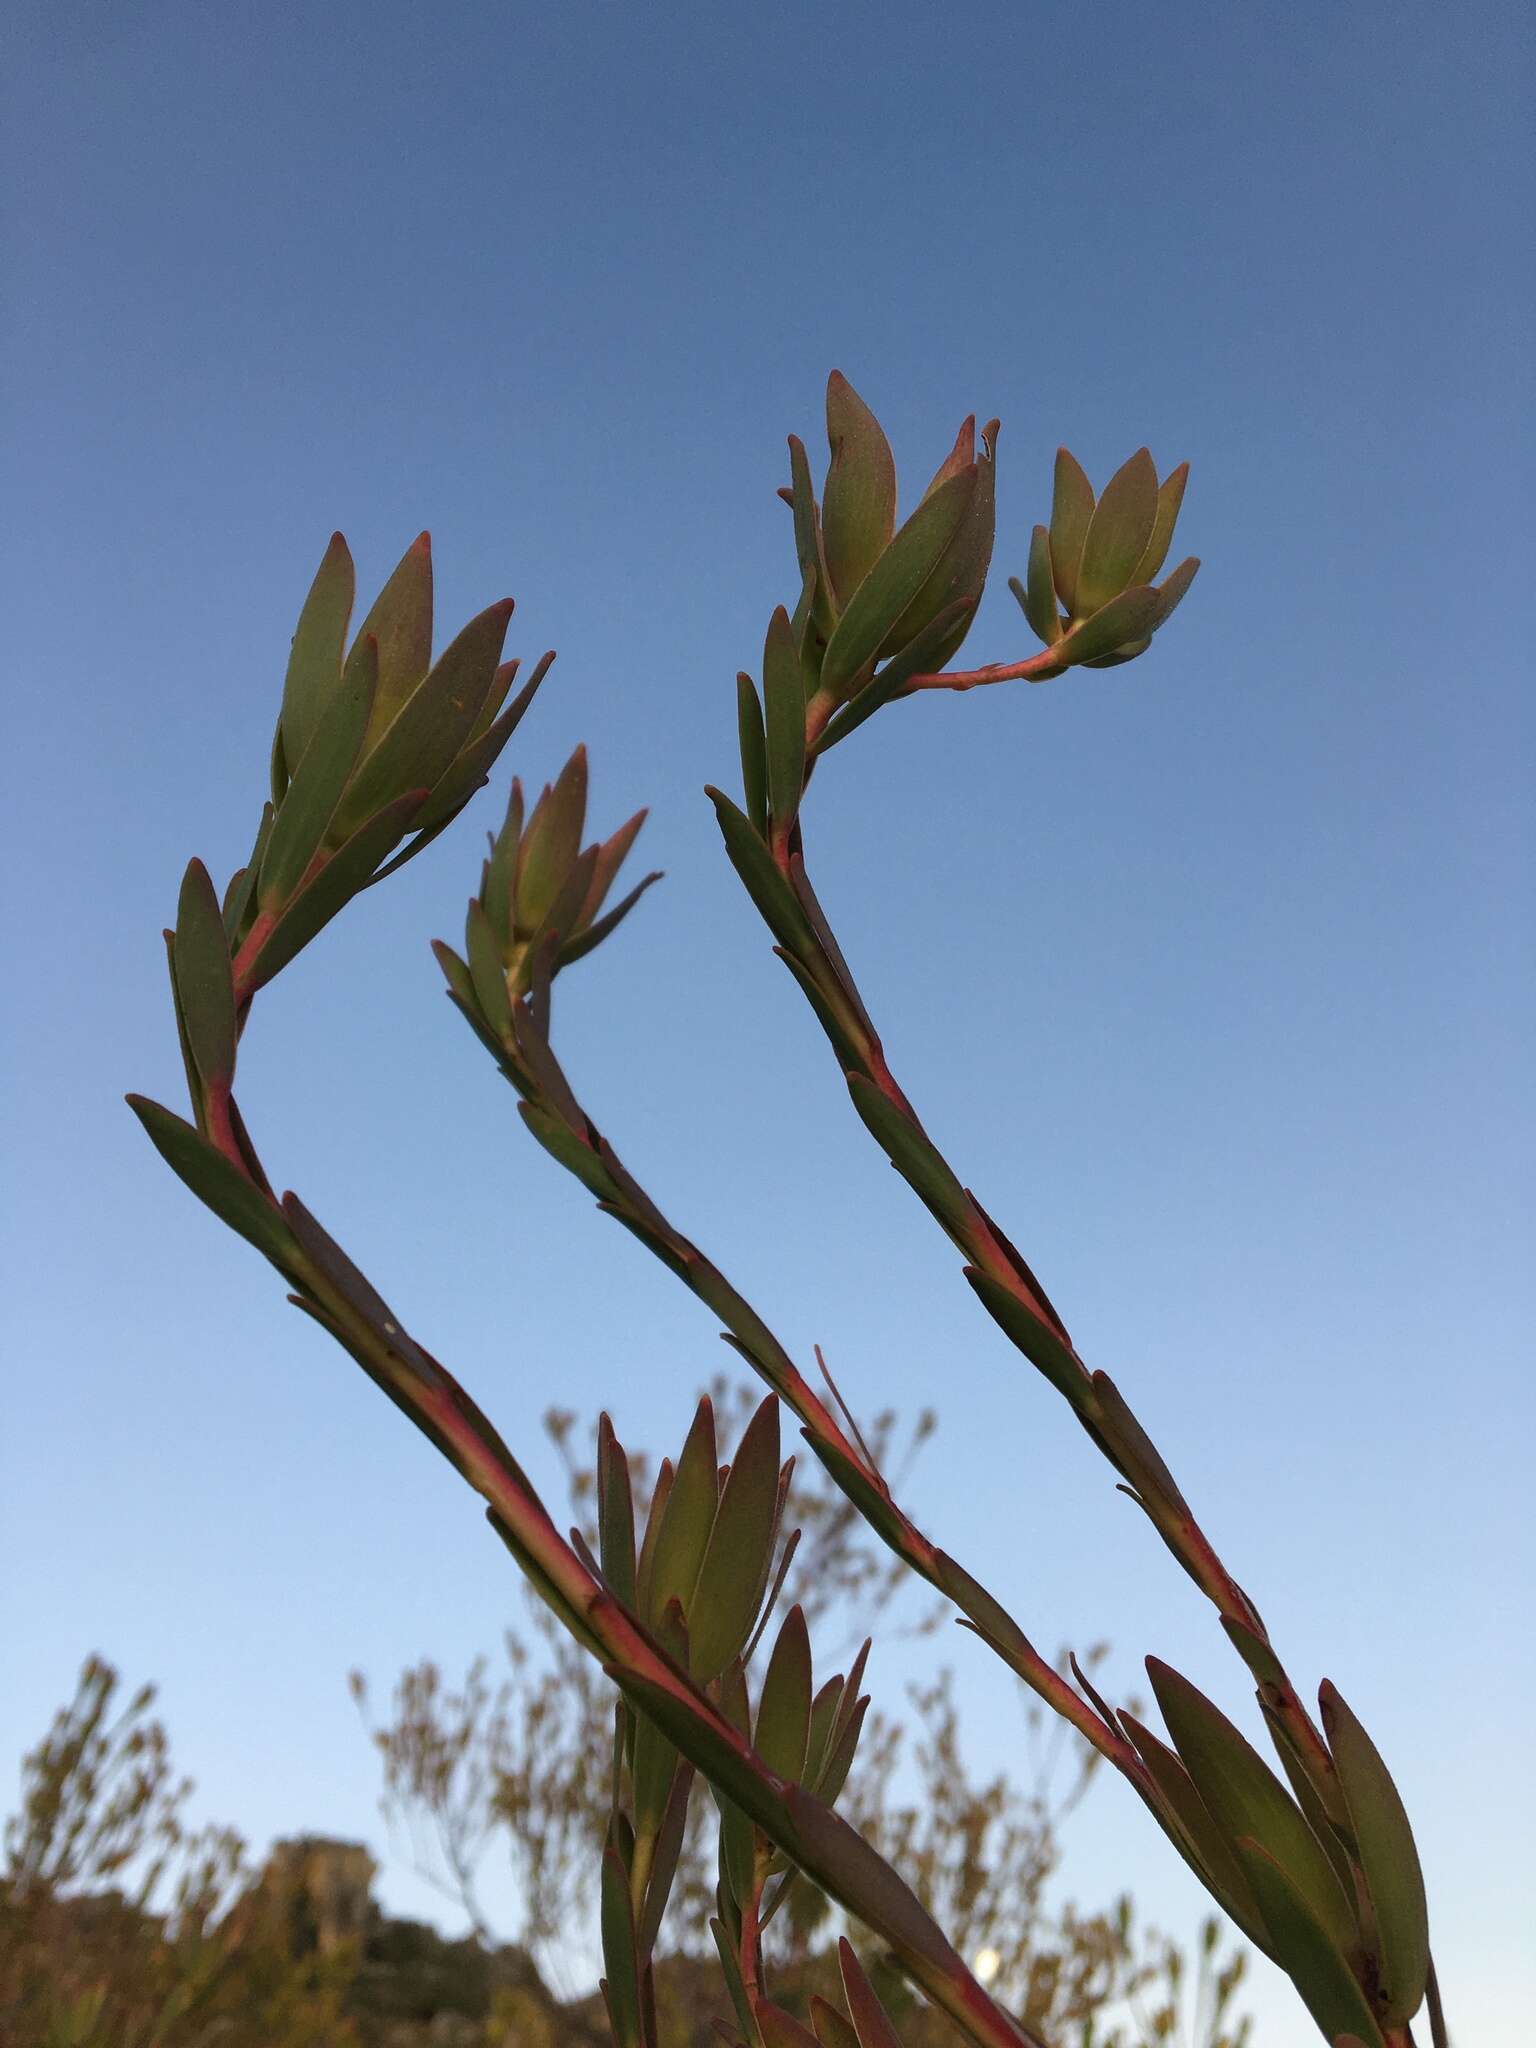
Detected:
[{"left": 135, "top": 374, "right": 1445, "bottom": 2048}]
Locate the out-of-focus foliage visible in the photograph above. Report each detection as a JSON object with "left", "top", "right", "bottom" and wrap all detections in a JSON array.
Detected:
[{"left": 0, "top": 1656, "right": 359, "bottom": 2046}]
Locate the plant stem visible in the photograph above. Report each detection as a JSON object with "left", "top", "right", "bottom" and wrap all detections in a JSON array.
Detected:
[{"left": 711, "top": 794, "right": 1345, "bottom": 1822}]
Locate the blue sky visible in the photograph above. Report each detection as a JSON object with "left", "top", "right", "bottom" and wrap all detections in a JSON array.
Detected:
[{"left": 3, "top": 0, "right": 1531, "bottom": 2038}]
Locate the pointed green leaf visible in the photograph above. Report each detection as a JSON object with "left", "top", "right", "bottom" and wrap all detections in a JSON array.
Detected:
[
  {"left": 689, "top": 1397, "right": 782, "bottom": 1680},
  {"left": 822, "top": 372, "right": 896, "bottom": 605},
  {"left": 1258, "top": 1698, "right": 1359, "bottom": 1902},
  {"left": 578, "top": 808, "right": 649, "bottom": 935},
  {"left": 646, "top": 1399, "right": 720, "bottom": 1625},
  {"left": 787, "top": 433, "right": 837, "bottom": 638},
  {"left": 880, "top": 419, "right": 997, "bottom": 659},
  {"left": 517, "top": 1101, "right": 613, "bottom": 1202},
  {"left": 806, "top": 1676, "right": 845, "bottom": 1788},
  {"left": 707, "top": 789, "right": 819, "bottom": 954},
  {"left": 431, "top": 939, "right": 478, "bottom": 1014},
  {"left": 1131, "top": 462, "right": 1190, "bottom": 586},
  {"left": 1076, "top": 448, "right": 1158, "bottom": 615},
  {"left": 756, "top": 1606, "right": 812, "bottom": 1783},
  {"left": 597, "top": 1414, "right": 637, "bottom": 1611},
  {"left": 1018, "top": 525, "right": 1062, "bottom": 645},
  {"left": 281, "top": 533, "right": 354, "bottom": 766},
  {"left": 814, "top": 1692, "right": 866, "bottom": 1809},
  {"left": 127, "top": 1096, "right": 295, "bottom": 1273},
  {"left": 763, "top": 607, "right": 807, "bottom": 834},
  {"left": 388, "top": 670, "right": 537, "bottom": 852},
  {"left": 1148, "top": 1660, "right": 1359, "bottom": 1960},
  {"left": 1320, "top": 1681, "right": 1429, "bottom": 2024},
  {"left": 1234, "top": 1839, "right": 1384, "bottom": 2046},
  {"left": 634, "top": 1456, "right": 674, "bottom": 1617},
  {"left": 331, "top": 599, "right": 512, "bottom": 842},
  {"left": 1151, "top": 555, "right": 1201, "bottom": 627},
  {"left": 712, "top": 1917, "right": 757, "bottom": 2043},
  {"left": 482, "top": 781, "right": 523, "bottom": 946},
  {"left": 1119, "top": 1712, "right": 1274, "bottom": 1957},
  {"left": 600, "top": 1846, "right": 643, "bottom": 2048},
  {"left": 173, "top": 861, "right": 237, "bottom": 1092},
  {"left": 515, "top": 745, "right": 588, "bottom": 931},
  {"left": 838, "top": 1939, "right": 904, "bottom": 2048},
  {"left": 223, "top": 804, "right": 274, "bottom": 947},
  {"left": 1090, "top": 1371, "right": 1191, "bottom": 1513},
  {"left": 919, "top": 416, "right": 975, "bottom": 504},
  {"left": 636, "top": 1760, "right": 693, "bottom": 1954},
  {"left": 260, "top": 634, "right": 376, "bottom": 910},
  {"left": 465, "top": 898, "right": 514, "bottom": 1040},
  {"left": 1048, "top": 449, "right": 1095, "bottom": 614},
  {"left": 529, "top": 842, "right": 598, "bottom": 962},
  {"left": 846, "top": 1075, "right": 971, "bottom": 1240},
  {"left": 737, "top": 673, "right": 769, "bottom": 837},
  {"left": 781, "top": 1786, "right": 953, "bottom": 1972},
  {"left": 820, "top": 467, "right": 976, "bottom": 700},
  {"left": 1055, "top": 586, "right": 1163, "bottom": 669},
  {"left": 240, "top": 791, "right": 425, "bottom": 993},
  {"left": 559, "top": 869, "right": 661, "bottom": 968},
  {"left": 351, "top": 531, "right": 434, "bottom": 741}
]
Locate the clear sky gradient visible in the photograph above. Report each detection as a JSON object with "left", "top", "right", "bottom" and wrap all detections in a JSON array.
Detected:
[{"left": 3, "top": 2, "right": 1532, "bottom": 2040}]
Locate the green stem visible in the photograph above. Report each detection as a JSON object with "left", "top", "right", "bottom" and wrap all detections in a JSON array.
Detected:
[
  {"left": 486, "top": 999, "right": 1146, "bottom": 1788},
  {"left": 723, "top": 799, "right": 1345, "bottom": 1821}
]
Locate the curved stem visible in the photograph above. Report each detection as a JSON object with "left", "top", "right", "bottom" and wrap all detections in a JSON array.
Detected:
[
  {"left": 477, "top": 992, "right": 1146, "bottom": 1789},
  {"left": 711, "top": 792, "right": 1344, "bottom": 1820}
]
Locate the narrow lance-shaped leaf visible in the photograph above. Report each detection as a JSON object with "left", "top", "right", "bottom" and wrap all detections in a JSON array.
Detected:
[
  {"left": 755, "top": 1605, "right": 812, "bottom": 1783},
  {"left": 1017, "top": 524, "right": 1061, "bottom": 644},
  {"left": 1048, "top": 448, "right": 1095, "bottom": 614},
  {"left": 1075, "top": 448, "right": 1158, "bottom": 616},
  {"left": 1131, "top": 462, "right": 1190, "bottom": 586},
  {"left": 1320, "top": 1681, "right": 1430, "bottom": 2025},
  {"left": 331, "top": 599, "right": 512, "bottom": 842},
  {"left": 819, "top": 467, "right": 977, "bottom": 700},
  {"left": 173, "top": 861, "right": 237, "bottom": 1093},
  {"left": 596, "top": 1413, "right": 637, "bottom": 1611},
  {"left": 763, "top": 606, "right": 807, "bottom": 834},
  {"left": 1118, "top": 1711, "right": 1275, "bottom": 1958},
  {"left": 1056, "top": 586, "right": 1163, "bottom": 668},
  {"left": 515, "top": 745, "right": 588, "bottom": 931},
  {"left": 259, "top": 633, "right": 377, "bottom": 910},
  {"left": 880, "top": 418, "right": 997, "bottom": 659},
  {"left": 350, "top": 531, "right": 433, "bottom": 741},
  {"left": 822, "top": 372, "right": 897, "bottom": 604},
  {"left": 839, "top": 1938, "right": 905, "bottom": 2048},
  {"left": 645, "top": 1399, "right": 719, "bottom": 1625},
  {"left": 1147, "top": 1659, "right": 1359, "bottom": 1960},
  {"left": 1234, "top": 1839, "right": 1385, "bottom": 2047},
  {"left": 599, "top": 1846, "right": 643, "bottom": 2048},
  {"left": 919, "top": 415, "right": 975, "bottom": 504},
  {"left": 688, "top": 1396, "right": 782, "bottom": 1679},
  {"left": 240, "top": 790, "right": 427, "bottom": 994},
  {"left": 280, "top": 532, "right": 354, "bottom": 766},
  {"left": 126, "top": 1096, "right": 297, "bottom": 1275}
]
